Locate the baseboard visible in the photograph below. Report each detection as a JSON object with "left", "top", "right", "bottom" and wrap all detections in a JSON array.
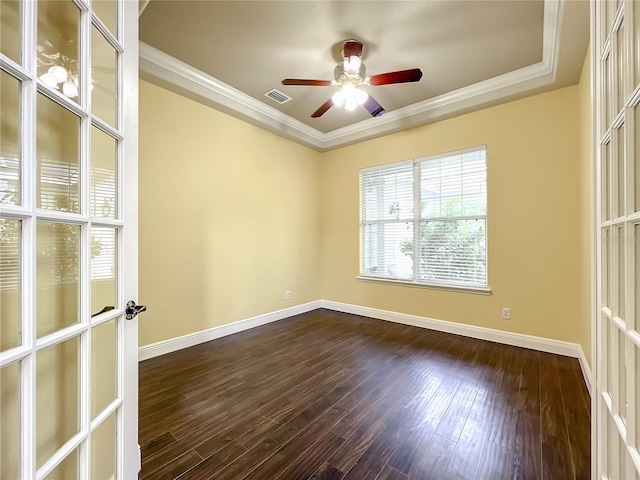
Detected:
[
  {"left": 577, "top": 345, "right": 593, "bottom": 396},
  {"left": 138, "top": 300, "right": 322, "bottom": 361},
  {"left": 321, "top": 300, "right": 593, "bottom": 393},
  {"left": 137, "top": 298, "right": 593, "bottom": 394}
]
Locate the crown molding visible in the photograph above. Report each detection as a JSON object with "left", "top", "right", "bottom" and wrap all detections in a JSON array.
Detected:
[{"left": 139, "top": 0, "right": 562, "bottom": 152}]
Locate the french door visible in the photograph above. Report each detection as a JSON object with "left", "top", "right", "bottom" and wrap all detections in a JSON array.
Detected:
[
  {"left": 0, "top": 0, "right": 139, "bottom": 478},
  {"left": 594, "top": 0, "right": 640, "bottom": 478}
]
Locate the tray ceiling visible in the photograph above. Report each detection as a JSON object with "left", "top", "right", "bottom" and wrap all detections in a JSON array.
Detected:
[{"left": 139, "top": 0, "right": 589, "bottom": 151}]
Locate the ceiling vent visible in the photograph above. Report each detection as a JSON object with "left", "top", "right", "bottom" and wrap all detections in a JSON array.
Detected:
[{"left": 264, "top": 89, "right": 292, "bottom": 104}]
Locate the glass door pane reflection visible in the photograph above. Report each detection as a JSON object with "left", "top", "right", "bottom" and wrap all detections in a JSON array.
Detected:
[
  {"left": 93, "top": 0, "right": 118, "bottom": 38},
  {"left": 37, "top": 0, "right": 81, "bottom": 104},
  {"left": 0, "top": 362, "right": 21, "bottom": 480},
  {"left": 36, "top": 337, "right": 79, "bottom": 468},
  {"left": 91, "top": 127, "right": 117, "bottom": 219},
  {"left": 91, "top": 26, "right": 117, "bottom": 127},
  {"left": 91, "top": 319, "right": 117, "bottom": 418},
  {"left": 37, "top": 221, "right": 80, "bottom": 338},
  {"left": 1, "top": 70, "right": 21, "bottom": 205},
  {"left": 37, "top": 94, "right": 80, "bottom": 213},
  {"left": 0, "top": 219, "right": 21, "bottom": 351},
  {"left": 0, "top": 0, "right": 21, "bottom": 63}
]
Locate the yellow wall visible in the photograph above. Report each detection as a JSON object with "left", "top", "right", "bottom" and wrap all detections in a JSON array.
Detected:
[
  {"left": 139, "top": 75, "right": 593, "bottom": 366},
  {"left": 319, "top": 86, "right": 587, "bottom": 347},
  {"left": 577, "top": 47, "right": 592, "bottom": 365},
  {"left": 138, "top": 81, "right": 321, "bottom": 346}
]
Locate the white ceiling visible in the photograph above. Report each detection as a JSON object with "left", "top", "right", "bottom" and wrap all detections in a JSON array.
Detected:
[{"left": 138, "top": 0, "right": 589, "bottom": 151}]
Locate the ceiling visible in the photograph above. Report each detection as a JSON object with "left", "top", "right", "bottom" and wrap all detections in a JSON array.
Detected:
[{"left": 138, "top": 0, "right": 589, "bottom": 151}]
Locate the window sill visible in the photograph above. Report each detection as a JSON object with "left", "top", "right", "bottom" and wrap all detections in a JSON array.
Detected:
[{"left": 356, "top": 276, "right": 492, "bottom": 295}]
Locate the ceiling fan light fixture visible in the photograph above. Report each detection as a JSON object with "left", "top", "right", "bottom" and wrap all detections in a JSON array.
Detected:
[
  {"left": 355, "top": 88, "right": 368, "bottom": 105},
  {"left": 344, "top": 55, "right": 362, "bottom": 75},
  {"left": 48, "top": 65, "right": 68, "bottom": 83},
  {"left": 39, "top": 72, "right": 59, "bottom": 88},
  {"left": 62, "top": 78, "right": 78, "bottom": 98},
  {"left": 331, "top": 89, "right": 345, "bottom": 107},
  {"left": 332, "top": 84, "right": 368, "bottom": 112}
]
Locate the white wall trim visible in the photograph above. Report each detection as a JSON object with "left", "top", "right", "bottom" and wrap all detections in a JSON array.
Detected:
[
  {"left": 321, "top": 300, "right": 593, "bottom": 393},
  {"left": 577, "top": 344, "right": 593, "bottom": 396},
  {"left": 138, "top": 0, "right": 565, "bottom": 152},
  {"left": 138, "top": 301, "right": 322, "bottom": 361},
  {"left": 137, "top": 299, "right": 593, "bottom": 393},
  {"left": 139, "top": 42, "right": 326, "bottom": 151}
]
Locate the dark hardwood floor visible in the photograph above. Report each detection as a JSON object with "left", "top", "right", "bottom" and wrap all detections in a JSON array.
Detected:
[{"left": 138, "top": 309, "right": 591, "bottom": 480}]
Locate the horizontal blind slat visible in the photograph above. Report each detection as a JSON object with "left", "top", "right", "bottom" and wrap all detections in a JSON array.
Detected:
[{"left": 361, "top": 147, "right": 487, "bottom": 287}]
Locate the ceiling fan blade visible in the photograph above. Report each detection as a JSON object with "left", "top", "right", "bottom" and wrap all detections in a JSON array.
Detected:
[
  {"left": 311, "top": 98, "right": 334, "bottom": 118},
  {"left": 282, "top": 79, "right": 332, "bottom": 86},
  {"left": 369, "top": 68, "right": 423, "bottom": 86},
  {"left": 343, "top": 40, "right": 363, "bottom": 59},
  {"left": 363, "top": 95, "right": 385, "bottom": 117}
]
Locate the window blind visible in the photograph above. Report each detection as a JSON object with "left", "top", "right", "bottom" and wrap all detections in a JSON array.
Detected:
[
  {"left": 0, "top": 156, "right": 117, "bottom": 291},
  {"left": 360, "top": 147, "right": 487, "bottom": 288}
]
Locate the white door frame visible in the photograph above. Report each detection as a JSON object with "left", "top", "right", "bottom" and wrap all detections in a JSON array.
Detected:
[
  {"left": 0, "top": 0, "right": 139, "bottom": 477},
  {"left": 593, "top": 1, "right": 640, "bottom": 478}
]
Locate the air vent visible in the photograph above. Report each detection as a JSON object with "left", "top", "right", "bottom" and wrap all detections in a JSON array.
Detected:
[{"left": 264, "top": 89, "right": 292, "bottom": 104}]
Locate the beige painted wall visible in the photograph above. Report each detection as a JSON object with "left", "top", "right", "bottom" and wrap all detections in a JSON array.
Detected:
[
  {"left": 577, "top": 47, "right": 592, "bottom": 365},
  {"left": 139, "top": 70, "right": 593, "bottom": 367},
  {"left": 319, "top": 85, "right": 588, "bottom": 349},
  {"left": 139, "top": 81, "right": 321, "bottom": 346}
]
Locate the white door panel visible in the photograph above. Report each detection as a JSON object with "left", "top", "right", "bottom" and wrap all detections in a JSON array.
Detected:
[
  {"left": 0, "top": 0, "right": 139, "bottom": 478},
  {"left": 594, "top": 1, "right": 640, "bottom": 478}
]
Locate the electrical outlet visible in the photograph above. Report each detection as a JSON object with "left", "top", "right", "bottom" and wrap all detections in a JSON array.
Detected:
[
  {"left": 284, "top": 290, "right": 292, "bottom": 300},
  {"left": 501, "top": 308, "right": 511, "bottom": 320}
]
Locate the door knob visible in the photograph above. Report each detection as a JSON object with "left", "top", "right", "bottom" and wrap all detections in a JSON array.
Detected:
[{"left": 125, "top": 300, "right": 147, "bottom": 320}]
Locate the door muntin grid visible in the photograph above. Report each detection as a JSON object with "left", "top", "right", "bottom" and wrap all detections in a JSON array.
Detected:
[
  {"left": 595, "top": 1, "right": 640, "bottom": 478},
  {"left": 0, "top": 0, "right": 136, "bottom": 478}
]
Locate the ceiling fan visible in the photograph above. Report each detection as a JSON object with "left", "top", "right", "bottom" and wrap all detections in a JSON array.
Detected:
[{"left": 282, "top": 39, "right": 423, "bottom": 118}]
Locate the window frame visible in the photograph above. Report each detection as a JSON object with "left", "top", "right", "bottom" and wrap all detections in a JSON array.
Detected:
[{"left": 358, "top": 145, "right": 490, "bottom": 294}]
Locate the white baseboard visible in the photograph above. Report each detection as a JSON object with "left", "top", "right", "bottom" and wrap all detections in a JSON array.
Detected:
[
  {"left": 321, "top": 300, "right": 593, "bottom": 394},
  {"left": 138, "top": 300, "right": 322, "bottom": 361},
  {"left": 137, "top": 298, "right": 593, "bottom": 394},
  {"left": 577, "top": 345, "right": 593, "bottom": 396}
]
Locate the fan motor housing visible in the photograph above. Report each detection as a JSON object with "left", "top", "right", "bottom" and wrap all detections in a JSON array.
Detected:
[{"left": 334, "top": 63, "right": 366, "bottom": 86}]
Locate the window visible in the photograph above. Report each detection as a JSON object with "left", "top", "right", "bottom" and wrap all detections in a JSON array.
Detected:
[{"left": 360, "top": 146, "right": 487, "bottom": 290}]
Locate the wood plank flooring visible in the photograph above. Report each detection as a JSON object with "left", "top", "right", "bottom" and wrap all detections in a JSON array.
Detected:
[{"left": 138, "top": 309, "right": 591, "bottom": 480}]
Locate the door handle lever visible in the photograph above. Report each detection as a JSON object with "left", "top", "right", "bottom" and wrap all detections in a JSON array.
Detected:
[{"left": 125, "top": 300, "right": 147, "bottom": 320}]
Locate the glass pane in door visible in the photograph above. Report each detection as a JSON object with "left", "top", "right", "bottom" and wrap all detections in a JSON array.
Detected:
[
  {"left": 91, "top": 26, "right": 117, "bottom": 127},
  {"left": 93, "top": 0, "right": 118, "bottom": 37},
  {"left": 635, "top": 105, "right": 640, "bottom": 212},
  {"left": 44, "top": 448, "right": 78, "bottom": 480},
  {"left": 91, "top": 127, "right": 117, "bottom": 219},
  {"left": 37, "top": 94, "right": 80, "bottom": 213},
  {"left": 91, "top": 413, "right": 117, "bottom": 480},
  {"left": 0, "top": 0, "right": 21, "bottom": 63},
  {"left": 636, "top": 223, "right": 640, "bottom": 335},
  {"left": 615, "top": 125, "right": 625, "bottom": 218},
  {"left": 616, "top": 23, "right": 626, "bottom": 114},
  {"left": 636, "top": 3, "right": 640, "bottom": 84},
  {"left": 0, "top": 218, "right": 20, "bottom": 351},
  {"left": 36, "top": 221, "right": 80, "bottom": 338},
  {"left": 617, "top": 225, "right": 626, "bottom": 320},
  {"left": 0, "top": 362, "right": 20, "bottom": 480},
  {"left": 636, "top": 345, "right": 640, "bottom": 450},
  {"left": 1, "top": 70, "right": 21, "bottom": 205},
  {"left": 37, "top": 0, "right": 80, "bottom": 103},
  {"left": 91, "top": 228, "right": 116, "bottom": 316},
  {"left": 91, "top": 319, "right": 117, "bottom": 418},
  {"left": 603, "top": 141, "right": 611, "bottom": 222},
  {"left": 36, "top": 337, "right": 79, "bottom": 468}
]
